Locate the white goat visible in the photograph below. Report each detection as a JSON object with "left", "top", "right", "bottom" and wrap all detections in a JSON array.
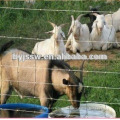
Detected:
[
  {"left": 65, "top": 15, "right": 92, "bottom": 53},
  {"left": 32, "top": 22, "right": 68, "bottom": 56},
  {"left": 91, "top": 13, "right": 120, "bottom": 51},
  {"left": 105, "top": 8, "right": 120, "bottom": 32}
]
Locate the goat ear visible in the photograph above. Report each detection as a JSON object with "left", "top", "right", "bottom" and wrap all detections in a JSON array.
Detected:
[
  {"left": 77, "top": 14, "right": 84, "bottom": 21},
  {"left": 92, "top": 13, "right": 99, "bottom": 17},
  {"left": 45, "top": 31, "right": 53, "bottom": 34},
  {"left": 61, "top": 32, "right": 66, "bottom": 39},
  {"left": 63, "top": 79, "right": 69, "bottom": 85},
  {"left": 48, "top": 21, "right": 56, "bottom": 28},
  {"left": 78, "top": 83, "right": 83, "bottom": 93}
]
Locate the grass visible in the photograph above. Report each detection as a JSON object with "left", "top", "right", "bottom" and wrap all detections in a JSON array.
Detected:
[
  {"left": 0, "top": 0, "right": 120, "bottom": 118},
  {"left": 116, "top": 53, "right": 120, "bottom": 58},
  {"left": 0, "top": 0, "right": 120, "bottom": 51}
]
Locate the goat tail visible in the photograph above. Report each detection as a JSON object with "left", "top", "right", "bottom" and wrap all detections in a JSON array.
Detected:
[{"left": 0, "top": 41, "right": 14, "bottom": 56}]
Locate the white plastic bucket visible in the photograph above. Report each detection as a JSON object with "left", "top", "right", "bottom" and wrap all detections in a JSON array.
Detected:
[{"left": 49, "top": 103, "right": 116, "bottom": 118}]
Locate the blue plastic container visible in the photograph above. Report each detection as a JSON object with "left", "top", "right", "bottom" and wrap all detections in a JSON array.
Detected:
[{"left": 0, "top": 103, "right": 49, "bottom": 118}]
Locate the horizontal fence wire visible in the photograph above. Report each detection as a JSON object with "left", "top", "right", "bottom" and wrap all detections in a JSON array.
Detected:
[
  {"left": 1, "top": 79, "right": 120, "bottom": 89},
  {"left": 0, "top": 35, "right": 120, "bottom": 43},
  {"left": 1, "top": 65, "right": 120, "bottom": 74},
  {"left": 0, "top": 35, "right": 45, "bottom": 41},
  {"left": 1, "top": 0, "right": 108, "bottom": 1},
  {"left": 0, "top": 100, "right": 118, "bottom": 118},
  {"left": 1, "top": 0, "right": 117, "bottom": 1},
  {"left": 0, "top": 6, "right": 115, "bottom": 13},
  {"left": 0, "top": 108, "right": 43, "bottom": 115},
  {"left": 0, "top": 3, "right": 120, "bottom": 117},
  {"left": 0, "top": 93, "right": 120, "bottom": 105}
]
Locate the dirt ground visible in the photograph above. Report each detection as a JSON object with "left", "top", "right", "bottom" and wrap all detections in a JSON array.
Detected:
[{"left": 67, "top": 32, "right": 120, "bottom": 68}]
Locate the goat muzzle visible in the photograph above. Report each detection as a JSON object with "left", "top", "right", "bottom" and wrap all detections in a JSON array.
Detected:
[{"left": 72, "top": 103, "right": 80, "bottom": 109}]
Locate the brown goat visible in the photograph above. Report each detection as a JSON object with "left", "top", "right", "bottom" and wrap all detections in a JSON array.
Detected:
[{"left": 0, "top": 42, "right": 84, "bottom": 109}]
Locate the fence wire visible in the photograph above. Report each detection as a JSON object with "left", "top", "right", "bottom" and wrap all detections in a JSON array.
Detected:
[
  {"left": 0, "top": 35, "right": 120, "bottom": 43},
  {"left": 0, "top": 1, "right": 120, "bottom": 118},
  {"left": 0, "top": 6, "right": 115, "bottom": 13}
]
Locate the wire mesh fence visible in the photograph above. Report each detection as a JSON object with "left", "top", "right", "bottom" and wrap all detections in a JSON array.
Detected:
[{"left": 0, "top": 0, "right": 120, "bottom": 118}]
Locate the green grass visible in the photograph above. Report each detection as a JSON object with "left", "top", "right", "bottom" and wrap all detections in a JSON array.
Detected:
[
  {"left": 116, "top": 53, "right": 120, "bottom": 58},
  {"left": 0, "top": 0, "right": 120, "bottom": 51},
  {"left": 0, "top": 0, "right": 120, "bottom": 118}
]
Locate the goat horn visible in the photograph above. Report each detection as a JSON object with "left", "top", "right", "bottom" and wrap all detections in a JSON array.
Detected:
[
  {"left": 80, "top": 61, "right": 85, "bottom": 82},
  {"left": 77, "top": 14, "right": 84, "bottom": 21},
  {"left": 71, "top": 15, "right": 74, "bottom": 21},
  {"left": 45, "top": 31, "right": 53, "bottom": 34},
  {"left": 60, "top": 23, "right": 68, "bottom": 28},
  {"left": 68, "top": 27, "right": 72, "bottom": 36},
  {"left": 67, "top": 16, "right": 74, "bottom": 36},
  {"left": 48, "top": 21, "right": 56, "bottom": 28}
]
